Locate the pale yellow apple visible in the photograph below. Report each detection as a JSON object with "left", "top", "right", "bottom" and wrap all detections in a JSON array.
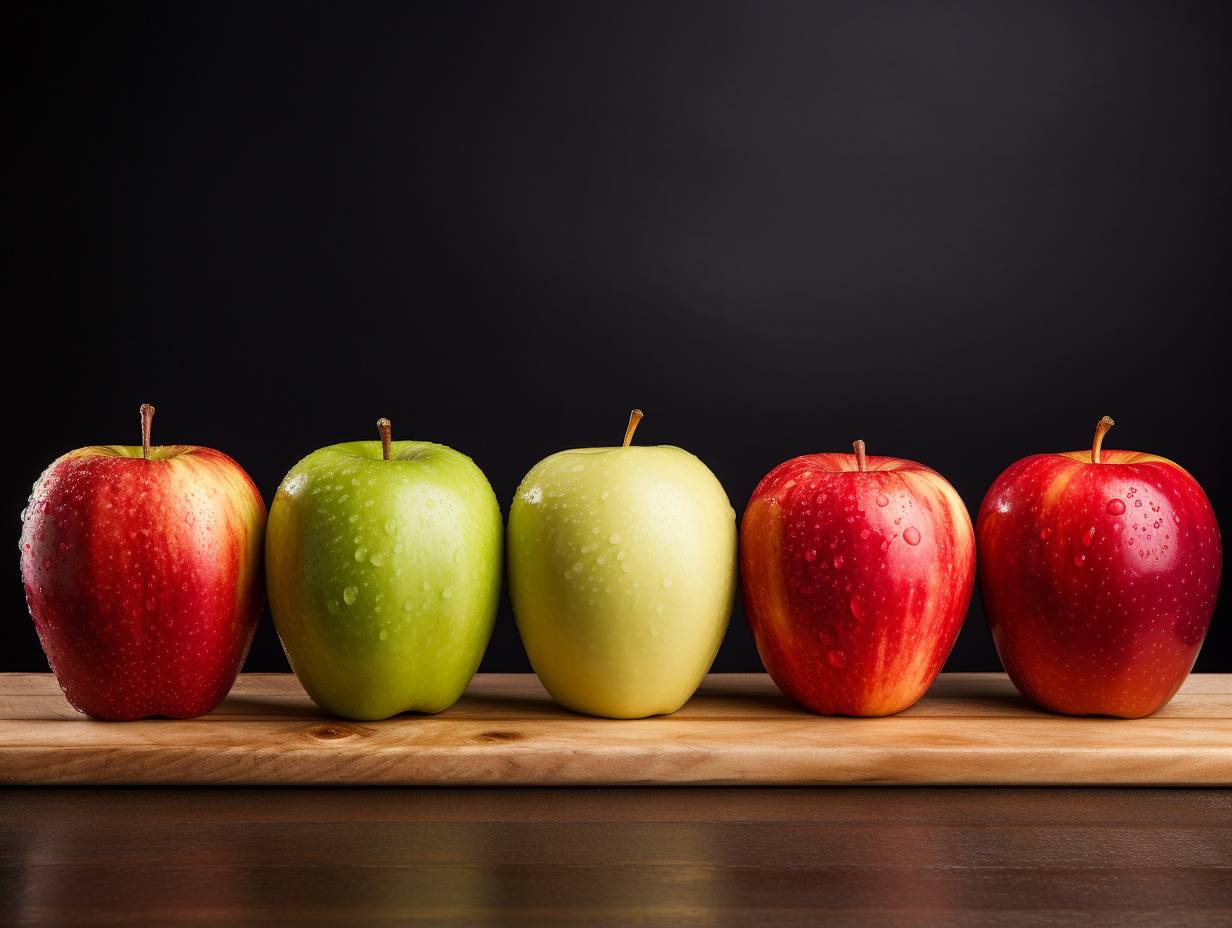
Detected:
[{"left": 508, "top": 429, "right": 736, "bottom": 719}]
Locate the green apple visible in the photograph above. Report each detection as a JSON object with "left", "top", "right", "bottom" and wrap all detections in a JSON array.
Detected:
[
  {"left": 267, "top": 418, "right": 502, "bottom": 720},
  {"left": 508, "top": 410, "right": 737, "bottom": 718}
]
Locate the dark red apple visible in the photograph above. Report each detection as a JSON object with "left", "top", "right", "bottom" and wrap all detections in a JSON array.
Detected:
[
  {"left": 19, "top": 404, "right": 266, "bottom": 720},
  {"left": 741, "top": 440, "right": 976, "bottom": 716},
  {"left": 978, "top": 416, "right": 1221, "bottom": 718}
]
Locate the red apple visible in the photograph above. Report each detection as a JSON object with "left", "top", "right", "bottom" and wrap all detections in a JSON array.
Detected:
[
  {"left": 19, "top": 404, "right": 266, "bottom": 720},
  {"left": 978, "top": 416, "right": 1221, "bottom": 718},
  {"left": 741, "top": 440, "right": 976, "bottom": 716}
]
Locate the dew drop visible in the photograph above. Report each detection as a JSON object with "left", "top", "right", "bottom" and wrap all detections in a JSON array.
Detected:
[
  {"left": 859, "top": 528, "right": 871, "bottom": 540},
  {"left": 378, "top": 629, "right": 388, "bottom": 641},
  {"left": 608, "top": 532, "right": 622, "bottom": 544},
  {"left": 343, "top": 586, "right": 358, "bottom": 605},
  {"left": 327, "top": 600, "right": 341, "bottom": 615},
  {"left": 384, "top": 519, "right": 398, "bottom": 535},
  {"left": 1039, "top": 527, "right": 1051, "bottom": 540},
  {"left": 1073, "top": 554, "right": 1086, "bottom": 567},
  {"left": 804, "top": 549, "right": 818, "bottom": 562},
  {"left": 875, "top": 493, "right": 889, "bottom": 508},
  {"left": 354, "top": 546, "right": 368, "bottom": 562},
  {"left": 1082, "top": 527, "right": 1095, "bottom": 547},
  {"left": 849, "top": 595, "right": 865, "bottom": 621},
  {"left": 403, "top": 601, "right": 413, "bottom": 613},
  {"left": 1106, "top": 499, "right": 1126, "bottom": 516},
  {"left": 826, "top": 649, "right": 847, "bottom": 669},
  {"left": 369, "top": 551, "right": 387, "bottom": 567},
  {"left": 572, "top": 561, "right": 583, "bottom": 573},
  {"left": 832, "top": 555, "right": 844, "bottom": 569},
  {"left": 903, "top": 526, "right": 921, "bottom": 546}
]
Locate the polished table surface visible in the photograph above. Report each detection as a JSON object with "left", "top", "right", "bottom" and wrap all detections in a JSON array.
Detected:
[{"left": 3, "top": 787, "right": 1230, "bottom": 926}]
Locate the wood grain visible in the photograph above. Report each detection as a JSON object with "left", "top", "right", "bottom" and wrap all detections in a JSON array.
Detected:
[
  {"left": 2, "top": 788, "right": 1230, "bottom": 926},
  {"left": 1, "top": 673, "right": 1229, "bottom": 786}
]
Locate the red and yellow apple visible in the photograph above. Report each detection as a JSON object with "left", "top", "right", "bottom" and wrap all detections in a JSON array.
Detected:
[
  {"left": 19, "top": 404, "right": 266, "bottom": 720},
  {"left": 741, "top": 440, "right": 975, "bottom": 716},
  {"left": 978, "top": 416, "right": 1221, "bottom": 718}
]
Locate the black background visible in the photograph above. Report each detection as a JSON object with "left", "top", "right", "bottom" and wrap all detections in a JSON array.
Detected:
[{"left": 4, "top": 1, "right": 1228, "bottom": 675}]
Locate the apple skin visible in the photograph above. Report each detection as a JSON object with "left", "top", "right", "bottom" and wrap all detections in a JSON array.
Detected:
[
  {"left": 266, "top": 440, "right": 502, "bottom": 720},
  {"left": 978, "top": 448, "right": 1221, "bottom": 718},
  {"left": 741, "top": 453, "right": 975, "bottom": 716},
  {"left": 19, "top": 445, "right": 266, "bottom": 720},
  {"left": 508, "top": 445, "right": 737, "bottom": 719}
]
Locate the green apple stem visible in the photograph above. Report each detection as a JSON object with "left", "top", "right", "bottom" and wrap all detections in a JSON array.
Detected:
[
  {"left": 1091, "top": 415, "right": 1115, "bottom": 464},
  {"left": 853, "top": 439, "right": 867, "bottom": 473},
  {"left": 377, "top": 418, "right": 392, "bottom": 461},
  {"left": 139, "top": 403, "right": 155, "bottom": 460},
  {"left": 623, "top": 409, "right": 644, "bottom": 447}
]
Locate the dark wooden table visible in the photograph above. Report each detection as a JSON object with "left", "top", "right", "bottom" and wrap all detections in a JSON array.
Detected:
[{"left": 2, "top": 787, "right": 1229, "bottom": 926}]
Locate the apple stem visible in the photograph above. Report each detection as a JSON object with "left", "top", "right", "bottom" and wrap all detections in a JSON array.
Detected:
[
  {"left": 1091, "top": 415, "right": 1115, "bottom": 464},
  {"left": 139, "top": 403, "right": 155, "bottom": 460},
  {"left": 623, "top": 409, "right": 644, "bottom": 447},
  {"left": 377, "top": 418, "right": 392, "bottom": 461},
  {"left": 853, "top": 439, "right": 867, "bottom": 473}
]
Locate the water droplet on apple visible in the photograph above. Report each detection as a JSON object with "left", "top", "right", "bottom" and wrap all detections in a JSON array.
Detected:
[
  {"left": 1073, "top": 553, "right": 1086, "bottom": 567},
  {"left": 369, "top": 551, "right": 387, "bottom": 567},
  {"left": 832, "top": 555, "right": 844, "bottom": 569},
  {"left": 875, "top": 493, "right": 889, "bottom": 508},
  {"left": 1082, "top": 527, "right": 1095, "bottom": 546},
  {"left": 860, "top": 528, "right": 871, "bottom": 540},
  {"left": 903, "top": 527, "right": 922, "bottom": 546},
  {"left": 378, "top": 629, "right": 388, "bottom": 641},
  {"left": 1039, "top": 527, "right": 1051, "bottom": 540},
  {"left": 804, "top": 549, "right": 818, "bottom": 562},
  {"left": 343, "top": 586, "right": 358, "bottom": 605},
  {"left": 327, "top": 600, "right": 341, "bottom": 615},
  {"left": 572, "top": 561, "right": 583, "bottom": 573},
  {"left": 608, "top": 533, "right": 622, "bottom": 544},
  {"left": 826, "top": 649, "right": 847, "bottom": 668},
  {"left": 1135, "top": 499, "right": 1142, "bottom": 507},
  {"left": 1106, "top": 499, "right": 1126, "bottom": 516},
  {"left": 421, "top": 579, "right": 431, "bottom": 592},
  {"left": 384, "top": 519, "right": 397, "bottom": 535},
  {"left": 354, "top": 546, "right": 368, "bottom": 562},
  {"left": 849, "top": 595, "right": 865, "bottom": 621}
]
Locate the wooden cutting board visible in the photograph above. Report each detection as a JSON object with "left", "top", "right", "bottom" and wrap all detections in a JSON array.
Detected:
[{"left": 1, "top": 672, "right": 1229, "bottom": 786}]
